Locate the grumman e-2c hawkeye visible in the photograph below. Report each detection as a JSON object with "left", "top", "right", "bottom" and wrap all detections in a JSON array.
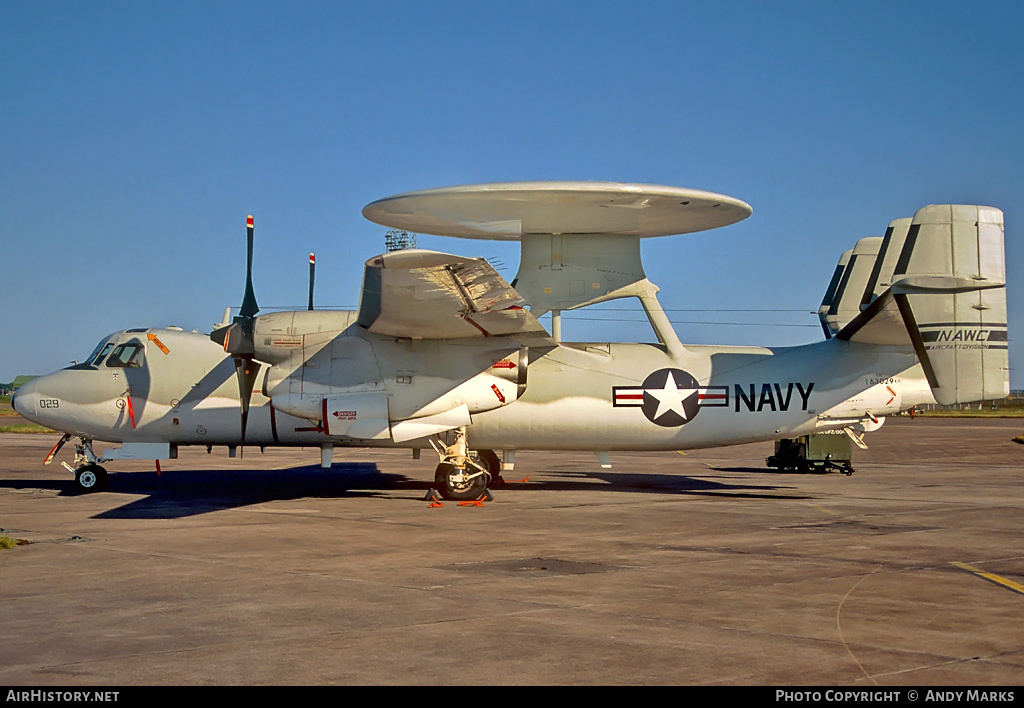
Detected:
[{"left": 12, "top": 183, "right": 1009, "bottom": 499}]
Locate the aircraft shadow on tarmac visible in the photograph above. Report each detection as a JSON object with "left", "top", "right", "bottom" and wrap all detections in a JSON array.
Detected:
[
  {"left": 543, "top": 470, "right": 815, "bottom": 501},
  {"left": 2, "top": 464, "right": 814, "bottom": 520},
  {"left": 708, "top": 465, "right": 846, "bottom": 475},
  {"left": 92, "top": 464, "right": 402, "bottom": 519}
]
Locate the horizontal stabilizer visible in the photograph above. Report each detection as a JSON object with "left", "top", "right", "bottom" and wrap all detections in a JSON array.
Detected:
[
  {"left": 838, "top": 205, "right": 1007, "bottom": 405},
  {"left": 836, "top": 288, "right": 909, "bottom": 346}
]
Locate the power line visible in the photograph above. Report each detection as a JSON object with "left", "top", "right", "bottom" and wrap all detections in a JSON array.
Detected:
[
  {"left": 566, "top": 316, "right": 818, "bottom": 328},
  {"left": 574, "top": 307, "right": 812, "bottom": 313}
]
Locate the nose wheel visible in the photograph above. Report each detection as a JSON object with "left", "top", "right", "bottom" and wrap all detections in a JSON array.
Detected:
[
  {"left": 52, "top": 437, "right": 110, "bottom": 494},
  {"left": 74, "top": 464, "right": 108, "bottom": 493}
]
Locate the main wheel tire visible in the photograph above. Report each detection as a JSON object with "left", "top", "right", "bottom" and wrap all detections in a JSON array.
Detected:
[
  {"left": 477, "top": 449, "right": 504, "bottom": 486},
  {"left": 75, "top": 464, "right": 108, "bottom": 493},
  {"left": 434, "top": 462, "right": 489, "bottom": 501}
]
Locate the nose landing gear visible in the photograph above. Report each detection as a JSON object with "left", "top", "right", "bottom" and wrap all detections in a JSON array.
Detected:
[{"left": 50, "top": 437, "right": 109, "bottom": 493}]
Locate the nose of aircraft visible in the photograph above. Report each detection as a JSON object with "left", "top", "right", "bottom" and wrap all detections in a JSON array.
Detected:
[
  {"left": 11, "top": 368, "right": 124, "bottom": 436},
  {"left": 11, "top": 377, "right": 39, "bottom": 419}
]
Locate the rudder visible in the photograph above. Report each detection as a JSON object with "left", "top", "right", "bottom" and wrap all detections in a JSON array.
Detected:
[{"left": 893, "top": 205, "right": 1007, "bottom": 405}]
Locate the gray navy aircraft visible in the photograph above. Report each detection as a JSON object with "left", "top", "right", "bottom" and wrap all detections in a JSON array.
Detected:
[{"left": 12, "top": 182, "right": 1009, "bottom": 499}]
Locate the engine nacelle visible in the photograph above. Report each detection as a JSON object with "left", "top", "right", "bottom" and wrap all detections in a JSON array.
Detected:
[{"left": 257, "top": 312, "right": 528, "bottom": 440}]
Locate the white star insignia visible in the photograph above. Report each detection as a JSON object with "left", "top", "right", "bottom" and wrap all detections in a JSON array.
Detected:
[{"left": 647, "top": 371, "right": 699, "bottom": 420}]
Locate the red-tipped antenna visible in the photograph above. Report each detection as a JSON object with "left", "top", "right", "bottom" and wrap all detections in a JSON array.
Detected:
[{"left": 308, "top": 253, "right": 316, "bottom": 311}]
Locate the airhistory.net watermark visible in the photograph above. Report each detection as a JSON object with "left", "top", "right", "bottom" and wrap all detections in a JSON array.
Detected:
[{"left": 6, "top": 692, "right": 118, "bottom": 702}]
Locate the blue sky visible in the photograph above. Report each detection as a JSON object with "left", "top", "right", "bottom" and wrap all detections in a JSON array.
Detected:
[{"left": 2, "top": 1, "right": 1023, "bottom": 385}]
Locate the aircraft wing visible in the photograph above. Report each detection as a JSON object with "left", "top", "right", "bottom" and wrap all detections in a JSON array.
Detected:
[{"left": 357, "top": 249, "right": 552, "bottom": 341}]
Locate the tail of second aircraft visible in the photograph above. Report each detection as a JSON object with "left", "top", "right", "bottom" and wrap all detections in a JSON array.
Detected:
[{"left": 820, "top": 204, "right": 1008, "bottom": 405}]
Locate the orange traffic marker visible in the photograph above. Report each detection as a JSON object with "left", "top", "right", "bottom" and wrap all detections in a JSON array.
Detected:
[{"left": 147, "top": 332, "right": 170, "bottom": 354}]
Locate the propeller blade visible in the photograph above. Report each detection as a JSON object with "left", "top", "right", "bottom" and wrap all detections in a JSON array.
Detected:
[
  {"left": 239, "top": 215, "right": 259, "bottom": 319},
  {"left": 308, "top": 253, "right": 316, "bottom": 311},
  {"left": 211, "top": 215, "right": 261, "bottom": 353},
  {"left": 211, "top": 214, "right": 264, "bottom": 448},
  {"left": 234, "top": 356, "right": 262, "bottom": 445}
]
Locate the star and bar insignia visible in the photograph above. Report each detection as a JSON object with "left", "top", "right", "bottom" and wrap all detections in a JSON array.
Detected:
[{"left": 612, "top": 368, "right": 728, "bottom": 427}]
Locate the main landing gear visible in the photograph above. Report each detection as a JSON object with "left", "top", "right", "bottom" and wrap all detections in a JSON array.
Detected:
[
  {"left": 51, "top": 437, "right": 109, "bottom": 493},
  {"left": 429, "top": 427, "right": 501, "bottom": 501}
]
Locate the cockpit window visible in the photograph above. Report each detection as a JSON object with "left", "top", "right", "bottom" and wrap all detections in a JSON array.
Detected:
[
  {"left": 106, "top": 343, "right": 145, "bottom": 368},
  {"left": 91, "top": 342, "right": 116, "bottom": 366},
  {"left": 84, "top": 340, "right": 109, "bottom": 364}
]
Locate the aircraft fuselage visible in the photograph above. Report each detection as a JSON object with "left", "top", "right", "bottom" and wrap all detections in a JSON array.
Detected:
[{"left": 14, "top": 319, "right": 926, "bottom": 455}]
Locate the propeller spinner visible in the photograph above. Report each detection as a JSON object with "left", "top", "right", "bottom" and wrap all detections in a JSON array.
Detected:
[{"left": 211, "top": 215, "right": 262, "bottom": 445}]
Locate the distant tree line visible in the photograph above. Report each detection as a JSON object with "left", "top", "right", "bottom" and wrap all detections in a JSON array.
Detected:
[{"left": 0, "top": 376, "right": 39, "bottom": 396}]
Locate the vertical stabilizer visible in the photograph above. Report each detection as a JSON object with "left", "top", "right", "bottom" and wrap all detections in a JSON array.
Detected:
[
  {"left": 821, "top": 237, "right": 882, "bottom": 335},
  {"left": 818, "top": 249, "right": 851, "bottom": 338},
  {"left": 892, "top": 205, "right": 1008, "bottom": 405},
  {"left": 861, "top": 217, "right": 913, "bottom": 307}
]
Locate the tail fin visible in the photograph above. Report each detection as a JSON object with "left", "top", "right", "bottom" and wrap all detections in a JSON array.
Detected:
[
  {"left": 818, "top": 249, "right": 851, "bottom": 338},
  {"left": 818, "top": 238, "right": 882, "bottom": 337},
  {"left": 860, "top": 217, "right": 913, "bottom": 306},
  {"left": 837, "top": 205, "right": 1008, "bottom": 405}
]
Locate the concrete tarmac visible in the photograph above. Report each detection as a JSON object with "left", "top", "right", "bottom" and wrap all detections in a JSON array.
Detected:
[{"left": 1, "top": 418, "right": 1022, "bottom": 685}]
